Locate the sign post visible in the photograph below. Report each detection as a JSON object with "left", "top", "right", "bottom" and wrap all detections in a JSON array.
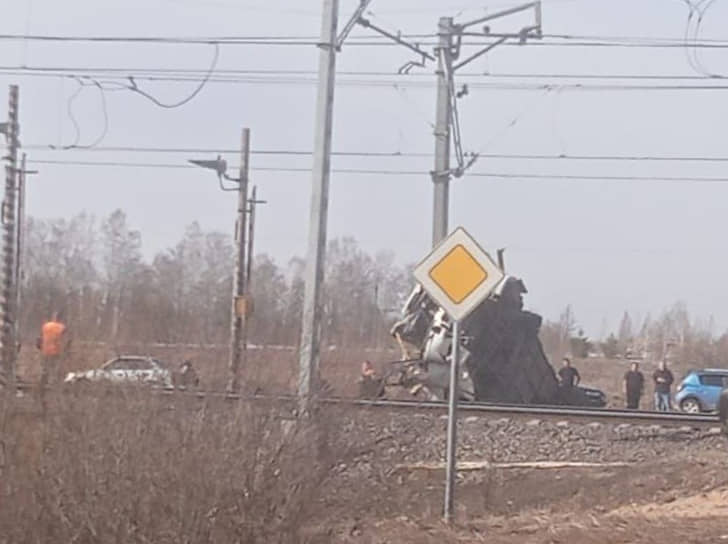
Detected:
[
  {"left": 413, "top": 227, "right": 505, "bottom": 523},
  {"left": 444, "top": 318, "right": 460, "bottom": 520}
]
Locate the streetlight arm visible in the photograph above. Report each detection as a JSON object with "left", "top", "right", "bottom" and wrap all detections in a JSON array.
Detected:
[{"left": 188, "top": 157, "right": 240, "bottom": 191}]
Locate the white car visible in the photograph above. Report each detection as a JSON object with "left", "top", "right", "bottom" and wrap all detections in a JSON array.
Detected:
[{"left": 64, "top": 356, "right": 173, "bottom": 388}]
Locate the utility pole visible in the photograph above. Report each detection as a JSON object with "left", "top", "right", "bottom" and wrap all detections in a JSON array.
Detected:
[
  {"left": 228, "top": 127, "right": 250, "bottom": 393},
  {"left": 349, "top": 1, "right": 542, "bottom": 525},
  {"left": 432, "top": 17, "right": 454, "bottom": 247},
  {"left": 1, "top": 85, "right": 19, "bottom": 389},
  {"left": 298, "top": 0, "right": 339, "bottom": 404},
  {"left": 352, "top": 5, "right": 541, "bottom": 248}
]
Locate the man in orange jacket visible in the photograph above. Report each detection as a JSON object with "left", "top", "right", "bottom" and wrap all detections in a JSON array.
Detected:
[{"left": 37, "top": 312, "right": 69, "bottom": 388}]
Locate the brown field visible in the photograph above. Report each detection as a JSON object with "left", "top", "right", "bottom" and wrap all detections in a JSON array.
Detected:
[
  {"left": 17, "top": 341, "right": 695, "bottom": 408},
  {"left": 2, "top": 385, "right": 727, "bottom": 543},
  {"left": 7, "top": 346, "right": 726, "bottom": 543}
]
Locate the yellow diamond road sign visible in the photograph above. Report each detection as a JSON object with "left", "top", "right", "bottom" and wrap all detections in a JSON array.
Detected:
[{"left": 414, "top": 227, "right": 505, "bottom": 322}]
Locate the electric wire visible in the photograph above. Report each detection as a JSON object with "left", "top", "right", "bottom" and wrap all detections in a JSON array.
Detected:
[
  {"left": 62, "top": 80, "right": 84, "bottom": 149},
  {"left": 23, "top": 145, "right": 728, "bottom": 163},
  {"left": 7, "top": 69, "right": 728, "bottom": 91},
  {"left": 3, "top": 65, "right": 728, "bottom": 81},
  {"left": 26, "top": 159, "right": 728, "bottom": 183},
  {"left": 49, "top": 77, "right": 111, "bottom": 150},
  {"left": 122, "top": 43, "right": 219, "bottom": 108},
  {"left": 3, "top": 32, "right": 728, "bottom": 48},
  {"left": 690, "top": 0, "right": 725, "bottom": 78}
]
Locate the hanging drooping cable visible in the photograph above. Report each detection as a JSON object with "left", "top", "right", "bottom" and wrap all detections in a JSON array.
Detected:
[
  {"left": 122, "top": 43, "right": 220, "bottom": 108},
  {"left": 50, "top": 77, "right": 110, "bottom": 150}
]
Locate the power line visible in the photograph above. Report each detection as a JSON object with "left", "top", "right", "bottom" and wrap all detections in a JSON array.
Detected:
[
  {"left": 3, "top": 32, "right": 728, "bottom": 48},
  {"left": 3, "top": 65, "right": 724, "bottom": 81},
  {"left": 7, "top": 69, "right": 728, "bottom": 91},
  {"left": 122, "top": 43, "right": 219, "bottom": 108},
  {"left": 53, "top": 77, "right": 110, "bottom": 150},
  {"left": 23, "top": 145, "right": 728, "bottom": 163},
  {"left": 539, "top": 32, "right": 728, "bottom": 45},
  {"left": 26, "top": 159, "right": 728, "bottom": 183},
  {"left": 27, "top": 145, "right": 427, "bottom": 156},
  {"left": 0, "top": 33, "right": 327, "bottom": 45},
  {"left": 481, "top": 72, "right": 724, "bottom": 81}
]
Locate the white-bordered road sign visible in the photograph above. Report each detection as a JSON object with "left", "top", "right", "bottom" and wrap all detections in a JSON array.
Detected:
[{"left": 413, "top": 227, "right": 505, "bottom": 322}]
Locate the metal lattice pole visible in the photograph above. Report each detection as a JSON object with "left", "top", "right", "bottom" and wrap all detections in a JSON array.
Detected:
[{"left": 1, "top": 85, "right": 19, "bottom": 388}]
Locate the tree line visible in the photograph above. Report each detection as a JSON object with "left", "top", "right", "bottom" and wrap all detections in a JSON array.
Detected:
[
  {"left": 540, "top": 303, "right": 728, "bottom": 367},
  {"left": 21, "top": 210, "right": 411, "bottom": 349},
  {"left": 22, "top": 210, "right": 728, "bottom": 368}
]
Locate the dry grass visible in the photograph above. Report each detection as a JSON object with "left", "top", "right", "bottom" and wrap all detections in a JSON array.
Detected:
[
  {"left": 0, "top": 388, "right": 341, "bottom": 544},
  {"left": 16, "top": 343, "right": 392, "bottom": 397}
]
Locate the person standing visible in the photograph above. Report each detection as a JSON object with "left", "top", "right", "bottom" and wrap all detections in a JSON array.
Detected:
[
  {"left": 37, "top": 311, "right": 69, "bottom": 389},
  {"left": 558, "top": 357, "right": 581, "bottom": 388},
  {"left": 177, "top": 360, "right": 199, "bottom": 389},
  {"left": 557, "top": 357, "right": 581, "bottom": 403},
  {"left": 623, "top": 361, "right": 645, "bottom": 409},
  {"left": 652, "top": 360, "right": 674, "bottom": 411}
]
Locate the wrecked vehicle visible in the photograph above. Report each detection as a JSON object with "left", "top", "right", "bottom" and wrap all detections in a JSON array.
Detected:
[
  {"left": 64, "top": 355, "right": 174, "bottom": 389},
  {"left": 383, "top": 274, "right": 606, "bottom": 407}
]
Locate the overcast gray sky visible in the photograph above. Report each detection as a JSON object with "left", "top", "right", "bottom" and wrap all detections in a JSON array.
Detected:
[{"left": 2, "top": 0, "right": 728, "bottom": 338}]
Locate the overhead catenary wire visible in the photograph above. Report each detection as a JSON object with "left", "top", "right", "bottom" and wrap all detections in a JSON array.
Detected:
[
  {"left": 3, "top": 32, "right": 728, "bottom": 48},
  {"left": 3, "top": 65, "right": 728, "bottom": 81},
  {"left": 7, "top": 69, "right": 728, "bottom": 91},
  {"left": 23, "top": 144, "right": 728, "bottom": 163},
  {"left": 26, "top": 159, "right": 728, "bottom": 183}
]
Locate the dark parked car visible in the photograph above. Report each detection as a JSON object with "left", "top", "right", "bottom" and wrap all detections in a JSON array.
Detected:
[{"left": 557, "top": 384, "right": 607, "bottom": 408}]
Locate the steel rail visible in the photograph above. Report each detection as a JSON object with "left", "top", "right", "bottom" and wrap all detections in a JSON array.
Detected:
[
  {"left": 321, "top": 397, "right": 721, "bottom": 428},
  {"left": 8, "top": 384, "right": 722, "bottom": 429}
]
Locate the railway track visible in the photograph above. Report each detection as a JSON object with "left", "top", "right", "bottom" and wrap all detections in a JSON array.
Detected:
[
  {"left": 7, "top": 383, "right": 723, "bottom": 430},
  {"left": 322, "top": 397, "right": 722, "bottom": 428}
]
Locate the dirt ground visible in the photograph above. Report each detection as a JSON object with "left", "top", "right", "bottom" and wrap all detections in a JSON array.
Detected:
[
  {"left": 13, "top": 346, "right": 727, "bottom": 543},
  {"left": 314, "top": 413, "right": 728, "bottom": 544},
  {"left": 5, "top": 387, "right": 727, "bottom": 543}
]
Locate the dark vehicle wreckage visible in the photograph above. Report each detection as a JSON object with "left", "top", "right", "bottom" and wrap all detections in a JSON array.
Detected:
[{"left": 366, "top": 272, "right": 606, "bottom": 408}]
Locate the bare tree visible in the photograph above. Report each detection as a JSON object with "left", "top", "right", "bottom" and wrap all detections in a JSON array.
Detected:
[{"left": 100, "top": 210, "right": 142, "bottom": 342}]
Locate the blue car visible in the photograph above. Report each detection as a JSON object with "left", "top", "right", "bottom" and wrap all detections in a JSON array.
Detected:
[{"left": 675, "top": 369, "right": 728, "bottom": 413}]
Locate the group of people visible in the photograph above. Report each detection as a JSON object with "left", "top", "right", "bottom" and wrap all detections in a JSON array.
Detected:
[
  {"left": 622, "top": 360, "right": 674, "bottom": 411},
  {"left": 557, "top": 356, "right": 675, "bottom": 411}
]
